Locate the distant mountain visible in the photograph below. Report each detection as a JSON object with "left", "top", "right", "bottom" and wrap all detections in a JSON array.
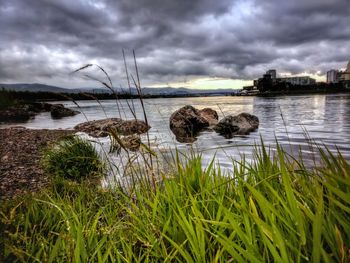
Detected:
[
  {"left": 0, "top": 83, "right": 73, "bottom": 93},
  {"left": 0, "top": 83, "right": 112, "bottom": 94},
  {"left": 0, "top": 83, "right": 238, "bottom": 96},
  {"left": 118, "top": 87, "right": 238, "bottom": 96}
]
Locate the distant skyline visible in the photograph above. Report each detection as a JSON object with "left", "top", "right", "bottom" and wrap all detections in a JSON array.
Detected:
[{"left": 1, "top": 0, "right": 350, "bottom": 89}]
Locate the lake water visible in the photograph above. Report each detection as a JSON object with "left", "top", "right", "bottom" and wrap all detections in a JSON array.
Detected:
[{"left": 2, "top": 93, "right": 350, "bottom": 174}]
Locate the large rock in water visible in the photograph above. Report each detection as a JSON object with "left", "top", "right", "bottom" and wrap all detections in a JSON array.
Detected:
[
  {"left": 74, "top": 118, "right": 150, "bottom": 138},
  {"left": 169, "top": 105, "right": 218, "bottom": 142},
  {"left": 50, "top": 104, "right": 80, "bottom": 119},
  {"left": 214, "top": 113, "right": 259, "bottom": 138},
  {"left": 170, "top": 105, "right": 208, "bottom": 130}
]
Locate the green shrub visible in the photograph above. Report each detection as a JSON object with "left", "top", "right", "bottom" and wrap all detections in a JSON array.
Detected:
[{"left": 42, "top": 135, "right": 105, "bottom": 181}]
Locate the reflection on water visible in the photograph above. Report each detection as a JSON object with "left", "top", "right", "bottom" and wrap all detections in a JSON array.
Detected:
[{"left": 2, "top": 93, "right": 350, "bottom": 169}]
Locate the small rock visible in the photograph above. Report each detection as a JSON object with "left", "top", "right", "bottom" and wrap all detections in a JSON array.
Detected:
[
  {"left": 50, "top": 104, "right": 80, "bottom": 119},
  {"left": 112, "top": 134, "right": 142, "bottom": 152},
  {"left": 1, "top": 155, "right": 8, "bottom": 162}
]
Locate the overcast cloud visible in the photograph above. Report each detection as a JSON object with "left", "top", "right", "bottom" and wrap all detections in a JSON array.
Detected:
[{"left": 0, "top": 0, "right": 349, "bottom": 88}]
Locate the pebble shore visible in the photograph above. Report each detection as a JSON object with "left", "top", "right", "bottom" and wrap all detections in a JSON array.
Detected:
[{"left": 0, "top": 127, "right": 74, "bottom": 199}]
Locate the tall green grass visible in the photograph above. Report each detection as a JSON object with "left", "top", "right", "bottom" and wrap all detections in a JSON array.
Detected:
[{"left": 1, "top": 143, "right": 350, "bottom": 262}]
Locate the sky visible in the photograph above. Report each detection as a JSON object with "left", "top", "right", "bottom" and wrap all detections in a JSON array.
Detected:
[{"left": 0, "top": 0, "right": 350, "bottom": 89}]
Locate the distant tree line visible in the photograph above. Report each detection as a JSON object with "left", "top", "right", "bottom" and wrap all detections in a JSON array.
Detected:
[
  {"left": 0, "top": 88, "right": 136, "bottom": 103},
  {"left": 0, "top": 88, "right": 225, "bottom": 103}
]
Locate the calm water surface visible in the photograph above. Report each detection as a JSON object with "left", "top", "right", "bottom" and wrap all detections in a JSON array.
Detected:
[{"left": 3, "top": 93, "right": 350, "bottom": 171}]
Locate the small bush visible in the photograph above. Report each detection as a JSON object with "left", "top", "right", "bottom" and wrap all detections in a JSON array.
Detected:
[{"left": 42, "top": 135, "right": 105, "bottom": 181}]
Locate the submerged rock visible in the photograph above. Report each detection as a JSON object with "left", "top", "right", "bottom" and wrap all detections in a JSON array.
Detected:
[
  {"left": 110, "top": 134, "right": 142, "bottom": 152},
  {"left": 170, "top": 127, "right": 200, "bottom": 143},
  {"left": 214, "top": 112, "right": 259, "bottom": 138},
  {"left": 169, "top": 105, "right": 218, "bottom": 142},
  {"left": 50, "top": 104, "right": 80, "bottom": 119},
  {"left": 74, "top": 118, "right": 150, "bottom": 138}
]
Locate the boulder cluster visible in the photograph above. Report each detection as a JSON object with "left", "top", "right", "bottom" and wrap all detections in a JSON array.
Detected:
[
  {"left": 169, "top": 105, "right": 259, "bottom": 142},
  {"left": 73, "top": 105, "right": 258, "bottom": 150},
  {"left": 0, "top": 102, "right": 79, "bottom": 122}
]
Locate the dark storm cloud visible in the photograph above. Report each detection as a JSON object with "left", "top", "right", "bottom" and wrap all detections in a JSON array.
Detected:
[
  {"left": 0, "top": 0, "right": 349, "bottom": 87},
  {"left": 251, "top": 0, "right": 350, "bottom": 44}
]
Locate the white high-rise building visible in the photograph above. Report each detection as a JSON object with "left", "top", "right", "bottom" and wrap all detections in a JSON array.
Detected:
[{"left": 327, "top": 70, "right": 339, "bottom": 83}]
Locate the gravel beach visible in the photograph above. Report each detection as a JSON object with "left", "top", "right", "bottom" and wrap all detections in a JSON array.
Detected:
[{"left": 0, "top": 127, "right": 74, "bottom": 199}]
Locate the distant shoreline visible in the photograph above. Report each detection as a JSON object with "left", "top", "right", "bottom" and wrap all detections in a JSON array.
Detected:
[
  {"left": 1, "top": 88, "right": 350, "bottom": 105},
  {"left": 255, "top": 88, "right": 350, "bottom": 97}
]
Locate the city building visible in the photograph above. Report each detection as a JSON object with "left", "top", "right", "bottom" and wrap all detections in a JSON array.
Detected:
[
  {"left": 326, "top": 60, "right": 350, "bottom": 87},
  {"left": 253, "top": 69, "right": 317, "bottom": 92},
  {"left": 327, "top": 70, "right": 339, "bottom": 83},
  {"left": 280, "top": 76, "right": 316, "bottom": 85},
  {"left": 266, "top": 69, "right": 277, "bottom": 79},
  {"left": 252, "top": 59, "right": 350, "bottom": 92},
  {"left": 261, "top": 69, "right": 315, "bottom": 85},
  {"left": 345, "top": 60, "right": 350, "bottom": 81}
]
